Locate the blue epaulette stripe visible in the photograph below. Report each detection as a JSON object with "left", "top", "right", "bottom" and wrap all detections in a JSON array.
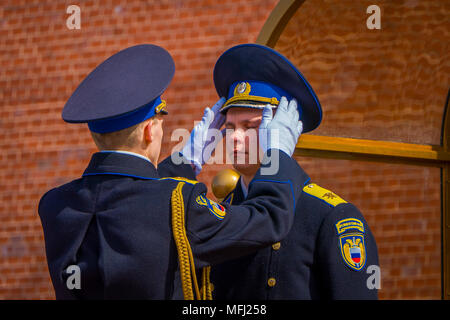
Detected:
[
  {"left": 83, "top": 172, "right": 158, "bottom": 180},
  {"left": 303, "top": 177, "right": 311, "bottom": 186},
  {"left": 159, "top": 177, "right": 197, "bottom": 185}
]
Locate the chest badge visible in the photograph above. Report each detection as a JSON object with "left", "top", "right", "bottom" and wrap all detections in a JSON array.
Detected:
[{"left": 339, "top": 233, "right": 366, "bottom": 271}]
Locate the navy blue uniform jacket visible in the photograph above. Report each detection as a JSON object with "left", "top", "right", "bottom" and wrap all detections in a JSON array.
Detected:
[
  {"left": 38, "top": 150, "right": 307, "bottom": 299},
  {"left": 211, "top": 173, "right": 379, "bottom": 300}
]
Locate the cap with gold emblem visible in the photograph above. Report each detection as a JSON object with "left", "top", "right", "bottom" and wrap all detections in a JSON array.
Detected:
[{"left": 213, "top": 43, "right": 322, "bottom": 133}]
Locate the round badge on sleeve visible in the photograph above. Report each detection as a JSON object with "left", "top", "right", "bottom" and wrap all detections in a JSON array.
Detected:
[{"left": 196, "top": 194, "right": 226, "bottom": 220}]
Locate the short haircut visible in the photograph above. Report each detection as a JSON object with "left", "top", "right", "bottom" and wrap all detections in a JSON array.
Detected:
[{"left": 90, "top": 119, "right": 150, "bottom": 150}]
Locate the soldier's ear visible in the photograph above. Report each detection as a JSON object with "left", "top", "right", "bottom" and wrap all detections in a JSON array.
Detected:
[{"left": 144, "top": 120, "right": 154, "bottom": 143}]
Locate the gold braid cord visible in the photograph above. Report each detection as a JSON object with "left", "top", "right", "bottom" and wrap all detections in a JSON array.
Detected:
[
  {"left": 171, "top": 182, "right": 212, "bottom": 300},
  {"left": 201, "top": 266, "right": 212, "bottom": 300}
]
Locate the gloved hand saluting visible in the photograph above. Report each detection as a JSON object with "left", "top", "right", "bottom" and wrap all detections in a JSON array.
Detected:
[
  {"left": 180, "top": 97, "right": 226, "bottom": 175},
  {"left": 259, "top": 96, "right": 303, "bottom": 157}
]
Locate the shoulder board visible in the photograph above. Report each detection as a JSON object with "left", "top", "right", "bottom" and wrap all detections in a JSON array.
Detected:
[
  {"left": 159, "top": 177, "right": 198, "bottom": 185},
  {"left": 303, "top": 183, "right": 347, "bottom": 207}
]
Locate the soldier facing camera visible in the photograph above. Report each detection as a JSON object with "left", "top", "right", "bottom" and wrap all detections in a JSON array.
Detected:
[{"left": 210, "top": 43, "right": 379, "bottom": 300}]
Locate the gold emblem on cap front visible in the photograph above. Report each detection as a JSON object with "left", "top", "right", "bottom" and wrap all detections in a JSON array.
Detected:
[
  {"left": 233, "top": 82, "right": 251, "bottom": 97},
  {"left": 237, "top": 82, "right": 247, "bottom": 94}
]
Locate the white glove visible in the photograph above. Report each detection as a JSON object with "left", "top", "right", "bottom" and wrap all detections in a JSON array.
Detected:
[
  {"left": 259, "top": 96, "right": 303, "bottom": 157},
  {"left": 180, "top": 98, "right": 226, "bottom": 175}
]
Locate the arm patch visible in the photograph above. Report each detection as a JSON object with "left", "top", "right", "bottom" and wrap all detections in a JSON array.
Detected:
[{"left": 196, "top": 194, "right": 227, "bottom": 220}]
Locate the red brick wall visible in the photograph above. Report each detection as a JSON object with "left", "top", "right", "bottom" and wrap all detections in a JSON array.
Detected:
[
  {"left": 277, "top": 0, "right": 448, "bottom": 299},
  {"left": 276, "top": 0, "right": 449, "bottom": 145},
  {"left": 0, "top": 0, "right": 446, "bottom": 300},
  {"left": 0, "top": 0, "right": 278, "bottom": 299}
]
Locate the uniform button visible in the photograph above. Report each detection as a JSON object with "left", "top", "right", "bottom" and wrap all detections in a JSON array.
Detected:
[
  {"left": 209, "top": 283, "right": 214, "bottom": 292},
  {"left": 272, "top": 242, "right": 281, "bottom": 250},
  {"left": 267, "top": 277, "right": 276, "bottom": 287}
]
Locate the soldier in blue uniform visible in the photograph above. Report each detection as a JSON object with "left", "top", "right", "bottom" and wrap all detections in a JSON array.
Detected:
[
  {"left": 210, "top": 44, "right": 379, "bottom": 299},
  {"left": 38, "top": 44, "right": 308, "bottom": 299}
]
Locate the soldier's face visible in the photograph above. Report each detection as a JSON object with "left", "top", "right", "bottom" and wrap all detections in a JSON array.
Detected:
[{"left": 224, "top": 107, "right": 265, "bottom": 176}]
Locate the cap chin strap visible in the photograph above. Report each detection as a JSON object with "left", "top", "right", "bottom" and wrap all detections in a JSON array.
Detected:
[
  {"left": 155, "top": 99, "right": 168, "bottom": 114},
  {"left": 221, "top": 95, "right": 279, "bottom": 111}
]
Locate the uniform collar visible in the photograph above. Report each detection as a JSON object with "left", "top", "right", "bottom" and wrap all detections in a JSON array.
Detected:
[
  {"left": 227, "top": 165, "right": 311, "bottom": 205},
  {"left": 99, "top": 150, "right": 152, "bottom": 163},
  {"left": 240, "top": 177, "right": 248, "bottom": 199},
  {"left": 83, "top": 151, "right": 159, "bottom": 179},
  {"left": 225, "top": 177, "right": 246, "bottom": 204}
]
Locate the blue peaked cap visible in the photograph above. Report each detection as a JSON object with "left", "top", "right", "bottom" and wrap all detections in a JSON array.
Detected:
[
  {"left": 213, "top": 43, "right": 322, "bottom": 133},
  {"left": 62, "top": 44, "right": 174, "bottom": 133}
]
